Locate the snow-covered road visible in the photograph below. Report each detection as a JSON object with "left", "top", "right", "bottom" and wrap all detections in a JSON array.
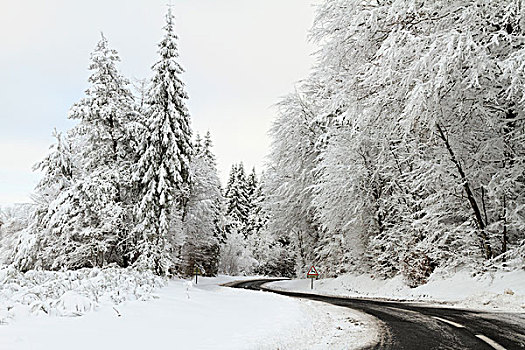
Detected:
[{"left": 0, "top": 276, "right": 377, "bottom": 350}]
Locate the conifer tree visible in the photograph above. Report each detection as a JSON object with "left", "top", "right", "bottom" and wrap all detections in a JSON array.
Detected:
[
  {"left": 224, "top": 163, "right": 250, "bottom": 234},
  {"left": 66, "top": 33, "right": 136, "bottom": 268},
  {"left": 181, "top": 133, "right": 223, "bottom": 276},
  {"left": 133, "top": 8, "right": 193, "bottom": 275},
  {"left": 14, "top": 35, "right": 137, "bottom": 270},
  {"left": 11, "top": 131, "right": 74, "bottom": 270},
  {"left": 203, "top": 132, "right": 227, "bottom": 246},
  {"left": 221, "top": 164, "right": 271, "bottom": 274},
  {"left": 246, "top": 167, "right": 258, "bottom": 208}
]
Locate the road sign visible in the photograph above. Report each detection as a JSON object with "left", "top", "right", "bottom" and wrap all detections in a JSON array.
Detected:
[
  {"left": 307, "top": 265, "right": 319, "bottom": 290},
  {"left": 307, "top": 265, "right": 319, "bottom": 278},
  {"left": 194, "top": 266, "right": 202, "bottom": 284}
]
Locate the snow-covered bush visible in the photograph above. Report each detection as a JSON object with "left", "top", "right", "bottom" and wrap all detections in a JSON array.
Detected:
[
  {"left": 401, "top": 250, "right": 437, "bottom": 288},
  {"left": 0, "top": 266, "right": 166, "bottom": 324},
  {"left": 0, "top": 204, "right": 34, "bottom": 265}
]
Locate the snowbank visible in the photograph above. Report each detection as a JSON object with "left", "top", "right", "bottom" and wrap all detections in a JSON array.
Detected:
[
  {"left": 266, "top": 269, "right": 525, "bottom": 312},
  {"left": 0, "top": 266, "right": 166, "bottom": 324}
]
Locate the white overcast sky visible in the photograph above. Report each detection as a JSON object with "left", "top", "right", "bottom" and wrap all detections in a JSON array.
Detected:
[{"left": 0, "top": 0, "right": 319, "bottom": 205}]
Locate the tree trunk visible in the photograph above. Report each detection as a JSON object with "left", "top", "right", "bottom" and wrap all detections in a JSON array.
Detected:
[
  {"left": 502, "top": 195, "right": 508, "bottom": 261},
  {"left": 436, "top": 123, "right": 493, "bottom": 259}
]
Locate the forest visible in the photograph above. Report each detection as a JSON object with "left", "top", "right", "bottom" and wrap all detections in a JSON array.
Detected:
[
  {"left": 264, "top": 0, "right": 525, "bottom": 286},
  {"left": 1, "top": 0, "right": 524, "bottom": 288}
]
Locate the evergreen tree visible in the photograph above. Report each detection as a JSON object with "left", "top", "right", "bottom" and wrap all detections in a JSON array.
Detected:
[
  {"left": 246, "top": 167, "right": 258, "bottom": 208},
  {"left": 221, "top": 165, "right": 274, "bottom": 274},
  {"left": 224, "top": 162, "right": 250, "bottom": 235},
  {"left": 181, "top": 133, "right": 223, "bottom": 276},
  {"left": 13, "top": 35, "right": 137, "bottom": 270},
  {"left": 11, "top": 131, "right": 74, "bottom": 270},
  {"left": 66, "top": 33, "right": 136, "bottom": 268},
  {"left": 203, "top": 131, "right": 215, "bottom": 161},
  {"left": 246, "top": 173, "right": 264, "bottom": 237},
  {"left": 133, "top": 8, "right": 193, "bottom": 275},
  {"left": 203, "top": 132, "right": 227, "bottom": 247}
]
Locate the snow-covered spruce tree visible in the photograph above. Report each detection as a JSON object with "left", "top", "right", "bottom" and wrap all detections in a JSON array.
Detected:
[
  {"left": 246, "top": 167, "right": 258, "bottom": 210},
  {"left": 221, "top": 163, "right": 273, "bottom": 275},
  {"left": 232, "top": 168, "right": 270, "bottom": 274},
  {"left": 133, "top": 8, "right": 192, "bottom": 275},
  {"left": 64, "top": 33, "right": 137, "bottom": 268},
  {"left": 245, "top": 170, "right": 264, "bottom": 244},
  {"left": 10, "top": 131, "right": 75, "bottom": 270},
  {"left": 224, "top": 162, "right": 251, "bottom": 237},
  {"left": 14, "top": 35, "right": 139, "bottom": 271},
  {"left": 14, "top": 35, "right": 138, "bottom": 271},
  {"left": 203, "top": 132, "right": 227, "bottom": 265},
  {"left": 180, "top": 133, "right": 223, "bottom": 276}
]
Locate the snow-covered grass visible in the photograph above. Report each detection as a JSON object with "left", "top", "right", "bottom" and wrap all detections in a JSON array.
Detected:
[
  {"left": 0, "top": 266, "right": 166, "bottom": 324},
  {"left": 0, "top": 270, "right": 377, "bottom": 350},
  {"left": 266, "top": 269, "right": 525, "bottom": 312}
]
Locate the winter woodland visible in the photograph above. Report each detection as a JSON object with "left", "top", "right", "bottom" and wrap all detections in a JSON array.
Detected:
[
  {"left": 1, "top": 1, "right": 525, "bottom": 288},
  {"left": 265, "top": 0, "right": 525, "bottom": 285}
]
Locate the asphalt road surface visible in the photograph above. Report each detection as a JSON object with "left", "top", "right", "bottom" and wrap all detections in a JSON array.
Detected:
[{"left": 229, "top": 279, "right": 525, "bottom": 350}]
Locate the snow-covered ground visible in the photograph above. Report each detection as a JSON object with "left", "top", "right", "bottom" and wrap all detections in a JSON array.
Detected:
[
  {"left": 0, "top": 268, "right": 378, "bottom": 350},
  {"left": 266, "top": 269, "right": 525, "bottom": 312}
]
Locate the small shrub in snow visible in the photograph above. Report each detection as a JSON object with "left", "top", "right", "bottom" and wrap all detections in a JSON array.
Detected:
[{"left": 401, "top": 251, "right": 437, "bottom": 288}]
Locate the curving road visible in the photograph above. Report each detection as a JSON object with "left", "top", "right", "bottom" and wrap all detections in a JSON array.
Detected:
[{"left": 229, "top": 279, "right": 525, "bottom": 350}]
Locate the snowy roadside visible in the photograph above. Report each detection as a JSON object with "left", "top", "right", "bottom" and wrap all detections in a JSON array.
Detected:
[
  {"left": 0, "top": 269, "right": 378, "bottom": 350},
  {"left": 265, "top": 269, "right": 525, "bottom": 312}
]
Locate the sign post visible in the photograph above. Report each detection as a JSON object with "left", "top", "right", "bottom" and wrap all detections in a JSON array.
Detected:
[
  {"left": 306, "top": 265, "right": 319, "bottom": 290},
  {"left": 194, "top": 266, "right": 202, "bottom": 284}
]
